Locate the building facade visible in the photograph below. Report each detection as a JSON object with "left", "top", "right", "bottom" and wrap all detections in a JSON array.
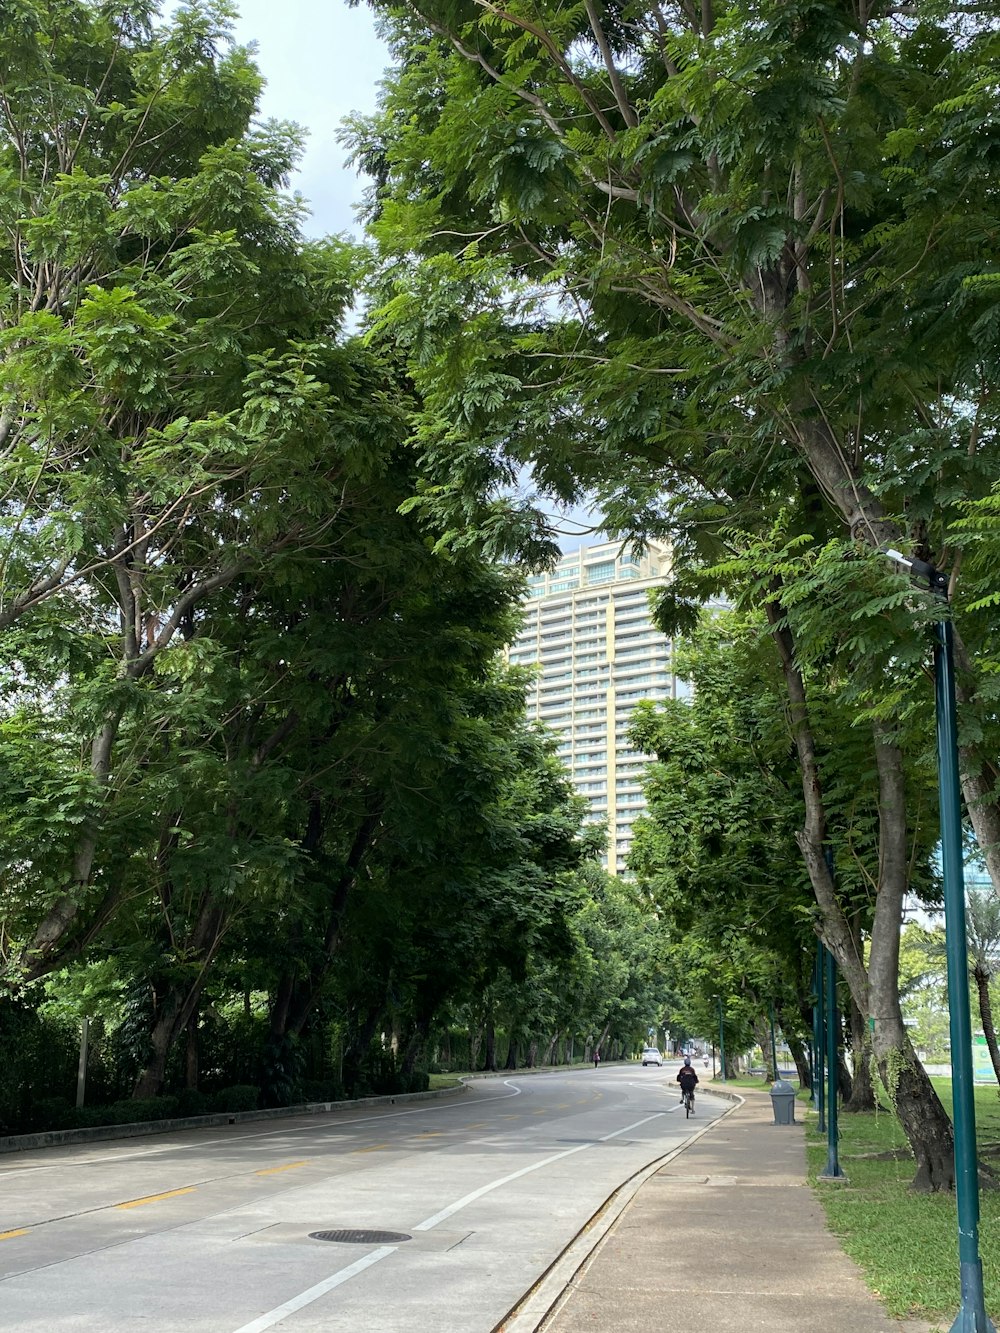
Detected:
[{"left": 507, "top": 540, "right": 679, "bottom": 876}]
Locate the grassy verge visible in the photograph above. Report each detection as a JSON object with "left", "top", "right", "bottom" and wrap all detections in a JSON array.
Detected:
[
  {"left": 806, "top": 1079, "right": 1000, "bottom": 1325},
  {"left": 428, "top": 1073, "right": 464, "bottom": 1091}
]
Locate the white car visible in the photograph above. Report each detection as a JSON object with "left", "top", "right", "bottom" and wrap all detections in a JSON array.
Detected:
[{"left": 641, "top": 1047, "right": 663, "bottom": 1066}]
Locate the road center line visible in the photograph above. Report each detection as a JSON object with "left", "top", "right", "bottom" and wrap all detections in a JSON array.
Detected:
[
  {"left": 229, "top": 1246, "right": 396, "bottom": 1333},
  {"left": 412, "top": 1112, "right": 665, "bottom": 1233},
  {"left": 114, "top": 1187, "right": 197, "bottom": 1210},
  {"left": 254, "top": 1161, "right": 310, "bottom": 1176}
]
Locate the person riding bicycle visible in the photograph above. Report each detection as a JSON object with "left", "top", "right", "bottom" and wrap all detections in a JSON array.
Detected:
[{"left": 676, "top": 1056, "right": 699, "bottom": 1105}]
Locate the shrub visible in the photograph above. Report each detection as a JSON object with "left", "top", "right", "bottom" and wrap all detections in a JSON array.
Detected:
[
  {"left": 175, "top": 1088, "right": 208, "bottom": 1118},
  {"left": 300, "top": 1078, "right": 345, "bottom": 1104},
  {"left": 208, "top": 1084, "right": 260, "bottom": 1113}
]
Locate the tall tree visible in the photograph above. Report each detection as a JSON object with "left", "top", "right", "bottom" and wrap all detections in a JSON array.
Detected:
[
  {"left": 0, "top": 0, "right": 367, "bottom": 983},
  {"left": 345, "top": 1, "right": 1000, "bottom": 1186}
]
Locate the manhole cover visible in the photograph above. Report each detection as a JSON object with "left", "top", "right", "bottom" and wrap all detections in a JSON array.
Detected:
[{"left": 309, "top": 1229, "right": 412, "bottom": 1245}]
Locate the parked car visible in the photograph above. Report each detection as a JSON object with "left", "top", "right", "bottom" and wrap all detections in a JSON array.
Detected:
[{"left": 641, "top": 1047, "right": 663, "bottom": 1066}]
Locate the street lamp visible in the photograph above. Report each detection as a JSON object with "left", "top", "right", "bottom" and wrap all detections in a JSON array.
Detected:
[
  {"left": 814, "top": 942, "right": 826, "bottom": 1134},
  {"left": 886, "top": 549, "right": 995, "bottom": 1333}
]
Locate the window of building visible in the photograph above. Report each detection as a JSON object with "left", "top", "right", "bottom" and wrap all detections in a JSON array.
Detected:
[{"left": 585, "top": 560, "right": 616, "bottom": 585}]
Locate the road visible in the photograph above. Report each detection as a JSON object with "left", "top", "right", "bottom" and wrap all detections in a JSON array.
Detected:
[{"left": 0, "top": 1061, "right": 727, "bottom": 1332}]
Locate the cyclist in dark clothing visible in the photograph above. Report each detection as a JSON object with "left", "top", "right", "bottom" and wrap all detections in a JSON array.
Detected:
[{"left": 676, "top": 1056, "right": 699, "bottom": 1106}]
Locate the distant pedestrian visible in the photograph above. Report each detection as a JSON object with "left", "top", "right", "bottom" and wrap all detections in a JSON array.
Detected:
[{"left": 593, "top": 1050, "right": 600, "bottom": 1069}]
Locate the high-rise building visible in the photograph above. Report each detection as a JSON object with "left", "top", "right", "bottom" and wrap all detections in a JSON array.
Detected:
[{"left": 507, "top": 539, "right": 680, "bottom": 876}]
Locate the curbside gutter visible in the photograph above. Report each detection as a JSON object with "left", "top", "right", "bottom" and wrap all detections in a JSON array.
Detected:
[{"left": 0, "top": 1083, "right": 468, "bottom": 1155}]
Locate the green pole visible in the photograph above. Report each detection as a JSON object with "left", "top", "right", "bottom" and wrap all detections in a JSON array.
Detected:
[
  {"left": 886, "top": 550, "right": 995, "bottom": 1331},
  {"left": 718, "top": 996, "right": 726, "bottom": 1082},
  {"left": 814, "top": 943, "right": 825, "bottom": 1133},
  {"left": 935, "top": 615, "right": 994, "bottom": 1332},
  {"left": 769, "top": 1002, "right": 778, "bottom": 1081},
  {"left": 820, "top": 945, "right": 845, "bottom": 1179}
]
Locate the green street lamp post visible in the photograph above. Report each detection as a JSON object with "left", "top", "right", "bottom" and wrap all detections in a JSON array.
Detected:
[
  {"left": 814, "top": 942, "right": 826, "bottom": 1133},
  {"left": 769, "top": 1002, "right": 778, "bottom": 1081},
  {"left": 819, "top": 944, "right": 845, "bottom": 1181},
  {"left": 887, "top": 550, "right": 995, "bottom": 1333}
]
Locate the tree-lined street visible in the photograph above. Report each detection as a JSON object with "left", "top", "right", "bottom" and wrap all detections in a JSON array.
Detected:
[{"left": 0, "top": 1064, "right": 724, "bottom": 1332}]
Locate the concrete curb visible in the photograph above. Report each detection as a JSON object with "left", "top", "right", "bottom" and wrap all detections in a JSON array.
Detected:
[
  {"left": 494, "top": 1090, "right": 747, "bottom": 1333},
  {"left": 0, "top": 1084, "right": 467, "bottom": 1155}
]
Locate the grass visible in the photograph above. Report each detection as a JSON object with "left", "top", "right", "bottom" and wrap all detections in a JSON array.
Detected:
[
  {"left": 806, "top": 1079, "right": 1000, "bottom": 1325},
  {"left": 428, "top": 1073, "right": 464, "bottom": 1091}
]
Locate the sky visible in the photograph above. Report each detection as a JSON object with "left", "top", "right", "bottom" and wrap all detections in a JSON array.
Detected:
[{"left": 224, "top": 0, "right": 390, "bottom": 237}]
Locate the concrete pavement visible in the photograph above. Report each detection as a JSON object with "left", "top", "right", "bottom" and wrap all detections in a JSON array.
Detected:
[{"left": 508, "top": 1085, "right": 942, "bottom": 1333}]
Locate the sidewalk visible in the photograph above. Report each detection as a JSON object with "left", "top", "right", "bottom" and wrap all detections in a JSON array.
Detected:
[{"left": 528, "top": 1087, "right": 940, "bottom": 1333}]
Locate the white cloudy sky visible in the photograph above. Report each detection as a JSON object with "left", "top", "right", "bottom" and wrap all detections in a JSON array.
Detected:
[{"left": 220, "top": 0, "right": 389, "bottom": 236}]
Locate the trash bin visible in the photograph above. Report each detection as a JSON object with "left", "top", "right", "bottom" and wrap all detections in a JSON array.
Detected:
[{"left": 770, "top": 1078, "right": 796, "bottom": 1125}]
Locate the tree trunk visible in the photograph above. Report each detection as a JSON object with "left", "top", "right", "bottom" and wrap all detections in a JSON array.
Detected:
[
  {"left": 527, "top": 1039, "right": 538, "bottom": 1067},
  {"left": 185, "top": 1010, "right": 199, "bottom": 1091},
  {"left": 132, "top": 901, "right": 224, "bottom": 1099},
  {"left": 484, "top": 1020, "right": 496, "bottom": 1072},
  {"left": 876, "top": 1025, "right": 955, "bottom": 1191},
  {"left": 542, "top": 1033, "right": 558, "bottom": 1065},
  {"left": 504, "top": 1038, "right": 517, "bottom": 1071},
  {"left": 867, "top": 724, "right": 955, "bottom": 1189},
  {"left": 401, "top": 1014, "right": 431, "bottom": 1076},
  {"left": 973, "top": 963, "right": 1000, "bottom": 1086},
  {"left": 753, "top": 1017, "right": 775, "bottom": 1080},
  {"left": 788, "top": 1035, "right": 810, "bottom": 1090},
  {"left": 837, "top": 1046, "right": 854, "bottom": 1104},
  {"left": 843, "top": 994, "right": 876, "bottom": 1113},
  {"left": 133, "top": 984, "right": 196, "bottom": 1099}
]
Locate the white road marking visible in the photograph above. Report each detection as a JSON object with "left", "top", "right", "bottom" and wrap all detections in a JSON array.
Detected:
[
  {"left": 230, "top": 1245, "right": 396, "bottom": 1333},
  {"left": 226, "top": 1106, "right": 670, "bottom": 1332},
  {"left": 412, "top": 1112, "right": 665, "bottom": 1232}
]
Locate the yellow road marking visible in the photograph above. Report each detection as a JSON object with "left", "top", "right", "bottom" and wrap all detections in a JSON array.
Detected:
[
  {"left": 0, "top": 1229, "right": 28, "bottom": 1241},
  {"left": 533, "top": 1109, "right": 547, "bottom": 1116},
  {"left": 115, "top": 1187, "right": 196, "bottom": 1210},
  {"left": 255, "top": 1161, "right": 310, "bottom": 1176},
  {"left": 464, "top": 1123, "right": 485, "bottom": 1130},
  {"left": 416, "top": 1132, "right": 443, "bottom": 1139},
  {"left": 352, "top": 1143, "right": 389, "bottom": 1154}
]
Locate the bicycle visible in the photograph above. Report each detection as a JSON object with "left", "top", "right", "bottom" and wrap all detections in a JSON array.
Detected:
[{"left": 682, "top": 1088, "right": 695, "bottom": 1118}]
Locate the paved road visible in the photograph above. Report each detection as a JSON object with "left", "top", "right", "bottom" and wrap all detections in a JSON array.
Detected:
[{"left": 0, "top": 1063, "right": 726, "bottom": 1332}]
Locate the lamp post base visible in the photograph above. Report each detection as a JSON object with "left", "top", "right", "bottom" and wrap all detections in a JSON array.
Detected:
[{"left": 949, "top": 1261, "right": 996, "bottom": 1332}]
